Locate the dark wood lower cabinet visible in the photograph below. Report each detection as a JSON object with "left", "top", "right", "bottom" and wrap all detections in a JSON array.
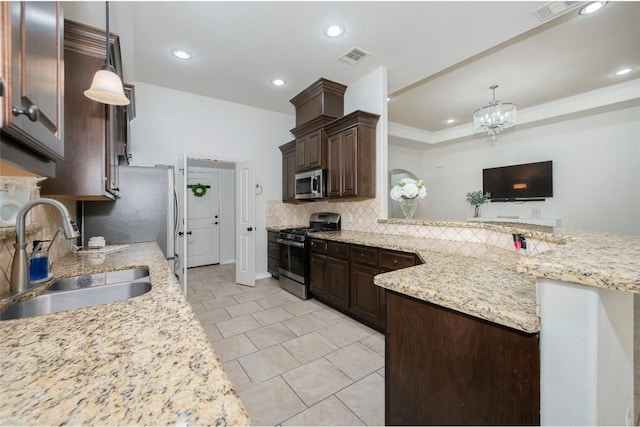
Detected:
[
  {"left": 325, "top": 257, "right": 350, "bottom": 310},
  {"left": 386, "top": 290, "right": 540, "bottom": 426},
  {"left": 309, "top": 253, "right": 327, "bottom": 298},
  {"left": 350, "top": 262, "right": 381, "bottom": 328}
]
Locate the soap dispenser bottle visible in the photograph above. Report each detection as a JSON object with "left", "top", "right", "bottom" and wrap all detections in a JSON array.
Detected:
[{"left": 29, "top": 240, "right": 49, "bottom": 281}]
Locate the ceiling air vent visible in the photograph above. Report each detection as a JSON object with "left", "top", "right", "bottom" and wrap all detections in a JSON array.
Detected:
[
  {"left": 339, "top": 47, "right": 370, "bottom": 65},
  {"left": 531, "top": 1, "right": 581, "bottom": 21}
]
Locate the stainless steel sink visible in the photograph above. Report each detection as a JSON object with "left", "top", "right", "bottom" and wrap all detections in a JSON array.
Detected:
[
  {"left": 1, "top": 269, "right": 151, "bottom": 321},
  {"left": 47, "top": 268, "right": 149, "bottom": 291}
]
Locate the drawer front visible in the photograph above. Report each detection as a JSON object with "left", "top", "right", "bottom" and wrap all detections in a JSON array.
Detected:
[
  {"left": 309, "top": 238, "right": 327, "bottom": 254},
  {"left": 350, "top": 244, "right": 378, "bottom": 266},
  {"left": 378, "top": 250, "right": 416, "bottom": 270},
  {"left": 327, "top": 241, "right": 349, "bottom": 259}
]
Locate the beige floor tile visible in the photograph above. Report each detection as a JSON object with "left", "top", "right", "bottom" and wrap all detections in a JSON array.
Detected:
[
  {"left": 282, "top": 395, "right": 365, "bottom": 426},
  {"left": 312, "top": 307, "right": 348, "bottom": 324},
  {"left": 201, "top": 323, "right": 223, "bottom": 342},
  {"left": 318, "top": 319, "right": 372, "bottom": 348},
  {"left": 245, "top": 322, "right": 297, "bottom": 350},
  {"left": 336, "top": 373, "right": 385, "bottom": 426},
  {"left": 222, "top": 359, "right": 253, "bottom": 391},
  {"left": 211, "top": 333, "right": 257, "bottom": 363},
  {"left": 232, "top": 289, "right": 268, "bottom": 304},
  {"left": 189, "top": 301, "right": 206, "bottom": 313},
  {"left": 212, "top": 286, "right": 244, "bottom": 298},
  {"left": 282, "top": 299, "right": 323, "bottom": 316},
  {"left": 239, "top": 344, "right": 300, "bottom": 384},
  {"left": 325, "top": 342, "right": 385, "bottom": 381},
  {"left": 201, "top": 295, "right": 238, "bottom": 311},
  {"left": 282, "top": 313, "right": 330, "bottom": 336},
  {"left": 256, "top": 294, "right": 297, "bottom": 310},
  {"left": 216, "top": 314, "right": 262, "bottom": 338},
  {"left": 238, "top": 376, "right": 306, "bottom": 426},
  {"left": 282, "top": 331, "right": 339, "bottom": 364},
  {"left": 359, "top": 333, "right": 385, "bottom": 356},
  {"left": 195, "top": 307, "right": 231, "bottom": 325},
  {"left": 225, "top": 300, "right": 264, "bottom": 318},
  {"left": 252, "top": 306, "right": 294, "bottom": 326},
  {"left": 282, "top": 357, "right": 353, "bottom": 406}
]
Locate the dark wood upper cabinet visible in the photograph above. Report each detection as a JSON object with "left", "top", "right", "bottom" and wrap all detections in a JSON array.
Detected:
[
  {"left": 289, "top": 78, "right": 346, "bottom": 127},
  {"left": 325, "top": 110, "right": 379, "bottom": 199},
  {"left": 0, "top": 1, "right": 64, "bottom": 176},
  {"left": 40, "top": 20, "right": 127, "bottom": 200},
  {"left": 279, "top": 140, "right": 296, "bottom": 202}
]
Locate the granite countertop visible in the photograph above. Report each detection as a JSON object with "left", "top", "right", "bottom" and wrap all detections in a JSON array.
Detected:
[
  {"left": 517, "top": 229, "right": 640, "bottom": 293},
  {"left": 310, "top": 230, "right": 538, "bottom": 333},
  {"left": 0, "top": 242, "right": 251, "bottom": 426}
]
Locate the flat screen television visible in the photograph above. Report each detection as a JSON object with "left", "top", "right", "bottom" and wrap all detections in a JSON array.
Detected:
[{"left": 482, "top": 160, "right": 553, "bottom": 202}]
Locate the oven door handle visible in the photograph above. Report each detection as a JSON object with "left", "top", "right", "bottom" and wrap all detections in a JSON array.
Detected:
[{"left": 277, "top": 238, "right": 305, "bottom": 248}]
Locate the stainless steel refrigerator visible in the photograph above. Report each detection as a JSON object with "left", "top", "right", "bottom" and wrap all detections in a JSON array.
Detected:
[{"left": 82, "top": 165, "right": 176, "bottom": 262}]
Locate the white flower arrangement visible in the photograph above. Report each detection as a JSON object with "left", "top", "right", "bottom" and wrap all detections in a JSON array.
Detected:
[{"left": 390, "top": 178, "right": 427, "bottom": 201}]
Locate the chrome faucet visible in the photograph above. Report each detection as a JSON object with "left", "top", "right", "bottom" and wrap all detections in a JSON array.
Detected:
[{"left": 10, "top": 198, "right": 81, "bottom": 295}]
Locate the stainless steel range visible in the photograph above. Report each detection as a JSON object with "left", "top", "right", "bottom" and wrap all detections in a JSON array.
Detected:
[{"left": 277, "top": 212, "right": 341, "bottom": 299}]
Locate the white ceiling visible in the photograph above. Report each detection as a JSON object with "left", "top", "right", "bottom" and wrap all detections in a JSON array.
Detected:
[{"left": 67, "top": 1, "right": 639, "bottom": 137}]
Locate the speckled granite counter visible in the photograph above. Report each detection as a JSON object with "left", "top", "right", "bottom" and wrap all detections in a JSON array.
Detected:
[
  {"left": 310, "top": 230, "right": 538, "bottom": 333},
  {"left": 517, "top": 229, "right": 640, "bottom": 293},
  {"left": 0, "top": 242, "right": 251, "bottom": 426}
]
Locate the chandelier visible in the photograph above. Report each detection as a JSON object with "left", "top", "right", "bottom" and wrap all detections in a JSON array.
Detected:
[{"left": 473, "top": 85, "right": 516, "bottom": 136}]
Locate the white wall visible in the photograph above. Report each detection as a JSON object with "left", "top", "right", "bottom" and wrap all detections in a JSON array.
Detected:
[
  {"left": 391, "top": 105, "right": 640, "bottom": 235},
  {"left": 130, "top": 82, "right": 294, "bottom": 276}
]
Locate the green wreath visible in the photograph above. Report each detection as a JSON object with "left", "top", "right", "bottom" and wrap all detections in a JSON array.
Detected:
[{"left": 191, "top": 183, "right": 207, "bottom": 198}]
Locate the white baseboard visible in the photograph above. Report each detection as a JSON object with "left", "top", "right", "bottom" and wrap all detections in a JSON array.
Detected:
[{"left": 220, "top": 258, "right": 235, "bottom": 265}]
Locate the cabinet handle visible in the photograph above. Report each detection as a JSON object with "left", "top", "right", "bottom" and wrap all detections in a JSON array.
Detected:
[
  {"left": 12, "top": 104, "right": 39, "bottom": 122},
  {"left": 393, "top": 259, "right": 398, "bottom": 264}
]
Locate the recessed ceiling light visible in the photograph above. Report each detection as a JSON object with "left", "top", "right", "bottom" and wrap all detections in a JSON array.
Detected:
[
  {"left": 271, "top": 79, "right": 286, "bottom": 86},
  {"left": 324, "top": 25, "right": 344, "bottom": 38},
  {"left": 171, "top": 48, "right": 192, "bottom": 60},
  {"left": 614, "top": 67, "right": 635, "bottom": 76},
  {"left": 445, "top": 118, "right": 456, "bottom": 124},
  {"left": 579, "top": 1, "right": 607, "bottom": 15}
]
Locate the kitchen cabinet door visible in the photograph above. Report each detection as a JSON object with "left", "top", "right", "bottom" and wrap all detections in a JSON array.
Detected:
[
  {"left": 0, "top": 1, "right": 64, "bottom": 175},
  {"left": 309, "top": 253, "right": 327, "bottom": 298},
  {"left": 267, "top": 231, "right": 280, "bottom": 279},
  {"left": 325, "top": 256, "right": 349, "bottom": 311},
  {"left": 325, "top": 110, "right": 378, "bottom": 199},
  {"left": 40, "top": 20, "right": 125, "bottom": 200},
  {"left": 350, "top": 262, "right": 382, "bottom": 329},
  {"left": 279, "top": 141, "right": 296, "bottom": 202},
  {"left": 295, "top": 128, "right": 324, "bottom": 172}
]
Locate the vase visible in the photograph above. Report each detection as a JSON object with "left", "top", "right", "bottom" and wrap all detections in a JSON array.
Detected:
[
  {"left": 474, "top": 205, "right": 480, "bottom": 218},
  {"left": 400, "top": 198, "right": 418, "bottom": 219}
]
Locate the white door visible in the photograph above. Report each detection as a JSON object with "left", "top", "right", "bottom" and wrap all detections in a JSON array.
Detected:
[
  {"left": 187, "top": 171, "right": 220, "bottom": 267},
  {"left": 235, "top": 159, "right": 255, "bottom": 287},
  {"left": 180, "top": 154, "right": 189, "bottom": 295}
]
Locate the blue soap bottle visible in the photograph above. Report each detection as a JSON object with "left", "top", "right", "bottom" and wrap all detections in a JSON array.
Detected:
[{"left": 29, "top": 240, "right": 49, "bottom": 281}]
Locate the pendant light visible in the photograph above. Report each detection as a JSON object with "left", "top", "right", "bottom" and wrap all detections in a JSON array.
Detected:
[{"left": 84, "top": 1, "right": 130, "bottom": 106}]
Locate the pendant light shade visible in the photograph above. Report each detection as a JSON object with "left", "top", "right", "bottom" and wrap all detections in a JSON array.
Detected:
[
  {"left": 84, "top": 66, "right": 129, "bottom": 105},
  {"left": 84, "top": 2, "right": 130, "bottom": 106}
]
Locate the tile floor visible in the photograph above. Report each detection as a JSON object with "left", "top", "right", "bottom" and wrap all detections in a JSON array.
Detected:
[
  {"left": 187, "top": 264, "right": 385, "bottom": 426},
  {"left": 188, "top": 264, "right": 640, "bottom": 426}
]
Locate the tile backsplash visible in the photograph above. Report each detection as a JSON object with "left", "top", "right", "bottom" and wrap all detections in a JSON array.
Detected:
[
  {"left": 266, "top": 197, "right": 557, "bottom": 256},
  {"left": 0, "top": 190, "right": 77, "bottom": 296}
]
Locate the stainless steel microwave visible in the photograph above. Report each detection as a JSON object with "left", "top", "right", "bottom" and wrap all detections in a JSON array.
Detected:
[{"left": 295, "top": 169, "right": 326, "bottom": 200}]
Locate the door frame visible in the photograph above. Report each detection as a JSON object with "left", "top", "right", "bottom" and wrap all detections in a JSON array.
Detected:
[{"left": 177, "top": 152, "right": 256, "bottom": 294}]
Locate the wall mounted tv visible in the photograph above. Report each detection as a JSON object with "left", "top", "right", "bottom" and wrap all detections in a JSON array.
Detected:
[{"left": 482, "top": 160, "right": 553, "bottom": 202}]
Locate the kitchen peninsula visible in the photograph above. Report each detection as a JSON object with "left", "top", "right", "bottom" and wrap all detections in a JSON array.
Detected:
[
  {"left": 0, "top": 243, "right": 250, "bottom": 426},
  {"left": 310, "top": 220, "right": 639, "bottom": 425}
]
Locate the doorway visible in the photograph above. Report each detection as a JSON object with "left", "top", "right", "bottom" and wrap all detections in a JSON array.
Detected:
[{"left": 176, "top": 154, "right": 255, "bottom": 295}]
